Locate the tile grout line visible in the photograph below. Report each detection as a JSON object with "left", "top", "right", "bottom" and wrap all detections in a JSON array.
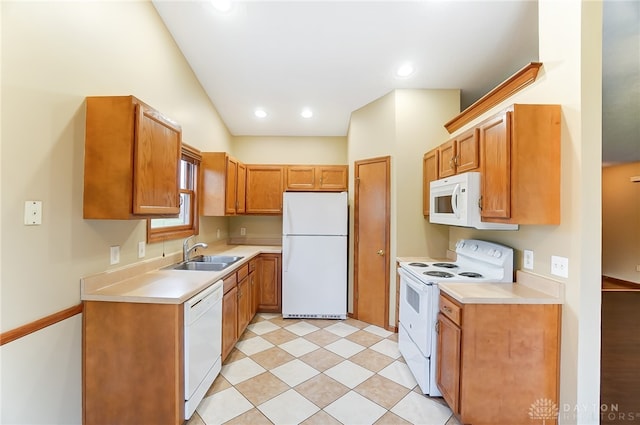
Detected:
[{"left": 191, "top": 314, "right": 457, "bottom": 425}]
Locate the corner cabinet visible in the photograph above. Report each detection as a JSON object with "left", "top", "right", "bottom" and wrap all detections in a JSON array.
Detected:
[
  {"left": 83, "top": 96, "right": 182, "bottom": 219},
  {"left": 201, "top": 153, "right": 246, "bottom": 216},
  {"left": 480, "top": 104, "right": 561, "bottom": 224},
  {"left": 257, "top": 254, "right": 282, "bottom": 313},
  {"left": 221, "top": 255, "right": 281, "bottom": 362},
  {"left": 285, "top": 165, "right": 348, "bottom": 191},
  {"left": 436, "top": 293, "right": 561, "bottom": 425},
  {"left": 423, "top": 149, "right": 439, "bottom": 216},
  {"left": 245, "top": 165, "right": 284, "bottom": 214}
]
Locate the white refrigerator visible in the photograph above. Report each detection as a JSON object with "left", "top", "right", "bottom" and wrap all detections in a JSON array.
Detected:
[{"left": 282, "top": 191, "right": 348, "bottom": 319}]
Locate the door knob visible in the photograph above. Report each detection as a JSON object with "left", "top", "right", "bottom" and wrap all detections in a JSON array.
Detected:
[{"left": 377, "top": 250, "right": 384, "bottom": 256}]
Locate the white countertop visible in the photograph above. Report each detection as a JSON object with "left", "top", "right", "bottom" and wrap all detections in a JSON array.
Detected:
[
  {"left": 438, "top": 271, "right": 564, "bottom": 304},
  {"left": 81, "top": 245, "right": 281, "bottom": 304}
]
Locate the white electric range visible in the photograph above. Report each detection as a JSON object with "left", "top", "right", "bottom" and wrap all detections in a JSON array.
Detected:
[{"left": 397, "top": 239, "right": 514, "bottom": 396}]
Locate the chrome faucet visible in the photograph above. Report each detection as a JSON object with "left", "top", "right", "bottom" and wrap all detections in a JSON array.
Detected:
[{"left": 183, "top": 236, "right": 208, "bottom": 262}]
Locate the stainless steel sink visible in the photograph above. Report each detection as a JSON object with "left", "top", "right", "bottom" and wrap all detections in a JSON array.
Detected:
[
  {"left": 170, "top": 262, "right": 229, "bottom": 271},
  {"left": 166, "top": 254, "right": 244, "bottom": 271},
  {"left": 191, "top": 255, "right": 244, "bottom": 264}
]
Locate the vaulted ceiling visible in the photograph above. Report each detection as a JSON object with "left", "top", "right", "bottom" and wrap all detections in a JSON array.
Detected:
[{"left": 153, "top": 1, "right": 639, "bottom": 164}]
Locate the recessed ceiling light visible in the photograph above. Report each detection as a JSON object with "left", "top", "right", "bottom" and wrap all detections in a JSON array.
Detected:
[
  {"left": 254, "top": 109, "right": 267, "bottom": 118},
  {"left": 301, "top": 108, "right": 313, "bottom": 118},
  {"left": 210, "top": 0, "right": 232, "bottom": 13},
  {"left": 396, "top": 63, "right": 415, "bottom": 78}
]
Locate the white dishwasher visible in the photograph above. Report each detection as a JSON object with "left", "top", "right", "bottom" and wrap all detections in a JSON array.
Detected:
[{"left": 184, "top": 279, "right": 223, "bottom": 419}]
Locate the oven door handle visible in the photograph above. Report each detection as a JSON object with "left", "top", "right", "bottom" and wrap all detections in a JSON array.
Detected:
[{"left": 398, "top": 268, "right": 433, "bottom": 291}]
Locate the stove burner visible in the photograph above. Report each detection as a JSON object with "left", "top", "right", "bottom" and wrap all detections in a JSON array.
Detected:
[
  {"left": 408, "top": 262, "right": 428, "bottom": 267},
  {"left": 433, "top": 263, "right": 458, "bottom": 269},
  {"left": 424, "top": 271, "right": 454, "bottom": 278},
  {"left": 459, "top": 272, "right": 484, "bottom": 278}
]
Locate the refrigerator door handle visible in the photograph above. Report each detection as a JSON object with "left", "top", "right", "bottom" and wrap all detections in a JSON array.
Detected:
[{"left": 284, "top": 200, "right": 292, "bottom": 235}]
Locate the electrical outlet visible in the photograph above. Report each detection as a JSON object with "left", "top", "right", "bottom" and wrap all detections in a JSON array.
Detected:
[
  {"left": 138, "top": 241, "right": 145, "bottom": 258},
  {"left": 216, "top": 228, "right": 221, "bottom": 239},
  {"left": 110, "top": 246, "right": 120, "bottom": 265},
  {"left": 523, "top": 250, "right": 534, "bottom": 270},
  {"left": 24, "top": 200, "right": 43, "bottom": 225},
  {"left": 551, "top": 255, "right": 568, "bottom": 278},
  {"left": 240, "top": 227, "right": 246, "bottom": 236},
  {"left": 636, "top": 265, "right": 640, "bottom": 272}
]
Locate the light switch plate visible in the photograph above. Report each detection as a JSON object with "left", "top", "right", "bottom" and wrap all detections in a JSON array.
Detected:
[
  {"left": 551, "top": 255, "right": 568, "bottom": 278},
  {"left": 138, "top": 241, "right": 145, "bottom": 258},
  {"left": 523, "top": 250, "right": 534, "bottom": 270},
  {"left": 110, "top": 246, "right": 120, "bottom": 265}
]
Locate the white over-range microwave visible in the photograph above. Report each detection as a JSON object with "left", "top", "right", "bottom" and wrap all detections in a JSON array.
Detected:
[{"left": 429, "top": 172, "right": 518, "bottom": 230}]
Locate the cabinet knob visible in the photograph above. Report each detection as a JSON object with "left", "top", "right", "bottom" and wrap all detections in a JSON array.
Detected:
[{"left": 377, "top": 249, "right": 385, "bottom": 256}]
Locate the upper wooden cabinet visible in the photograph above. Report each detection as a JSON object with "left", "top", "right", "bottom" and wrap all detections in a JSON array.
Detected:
[
  {"left": 480, "top": 104, "right": 561, "bottom": 225},
  {"left": 245, "top": 165, "right": 284, "bottom": 214},
  {"left": 438, "top": 128, "right": 480, "bottom": 178},
  {"left": 285, "top": 165, "right": 348, "bottom": 191},
  {"left": 200, "top": 153, "right": 246, "bottom": 216},
  {"left": 422, "top": 149, "right": 439, "bottom": 216},
  {"left": 83, "top": 96, "right": 182, "bottom": 219}
]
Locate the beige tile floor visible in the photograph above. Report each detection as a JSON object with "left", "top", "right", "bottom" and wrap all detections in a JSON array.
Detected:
[{"left": 188, "top": 313, "right": 462, "bottom": 425}]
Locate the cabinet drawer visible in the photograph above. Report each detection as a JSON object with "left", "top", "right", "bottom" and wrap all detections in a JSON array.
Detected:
[
  {"left": 237, "top": 264, "right": 249, "bottom": 281},
  {"left": 249, "top": 259, "right": 257, "bottom": 273},
  {"left": 439, "top": 294, "right": 462, "bottom": 326},
  {"left": 223, "top": 273, "right": 237, "bottom": 294}
]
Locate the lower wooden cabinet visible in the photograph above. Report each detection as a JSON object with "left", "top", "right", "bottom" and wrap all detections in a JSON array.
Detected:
[
  {"left": 221, "top": 285, "right": 238, "bottom": 361},
  {"left": 221, "top": 254, "right": 281, "bottom": 362},
  {"left": 83, "top": 301, "right": 184, "bottom": 425},
  {"left": 237, "top": 275, "right": 251, "bottom": 336},
  {"left": 257, "top": 254, "right": 282, "bottom": 313},
  {"left": 436, "top": 293, "right": 561, "bottom": 425},
  {"left": 249, "top": 259, "right": 259, "bottom": 317}
]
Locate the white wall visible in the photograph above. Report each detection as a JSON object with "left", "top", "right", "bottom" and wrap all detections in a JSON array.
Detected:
[
  {"left": 1, "top": 2, "right": 231, "bottom": 422},
  {"left": 448, "top": 1, "right": 603, "bottom": 423},
  {"left": 347, "top": 89, "right": 460, "bottom": 321},
  {"left": 602, "top": 161, "right": 640, "bottom": 283}
]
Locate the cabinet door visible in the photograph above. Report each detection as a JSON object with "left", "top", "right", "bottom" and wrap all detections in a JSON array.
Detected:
[
  {"left": 246, "top": 166, "right": 284, "bottom": 214},
  {"left": 132, "top": 104, "right": 182, "bottom": 216},
  {"left": 317, "top": 166, "right": 348, "bottom": 191},
  {"left": 285, "top": 166, "right": 316, "bottom": 190},
  {"left": 455, "top": 129, "right": 480, "bottom": 173},
  {"left": 237, "top": 277, "right": 251, "bottom": 336},
  {"left": 237, "top": 162, "right": 247, "bottom": 214},
  {"left": 480, "top": 112, "right": 511, "bottom": 219},
  {"left": 257, "top": 254, "right": 281, "bottom": 312},
  {"left": 225, "top": 157, "right": 239, "bottom": 215},
  {"left": 249, "top": 268, "right": 259, "bottom": 319},
  {"left": 423, "top": 149, "right": 439, "bottom": 216},
  {"left": 436, "top": 313, "right": 461, "bottom": 415},
  {"left": 221, "top": 286, "right": 238, "bottom": 361},
  {"left": 438, "top": 140, "right": 456, "bottom": 178}
]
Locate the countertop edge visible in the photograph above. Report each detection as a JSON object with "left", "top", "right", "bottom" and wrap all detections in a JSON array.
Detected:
[
  {"left": 81, "top": 245, "right": 282, "bottom": 304},
  {"left": 438, "top": 272, "right": 564, "bottom": 305}
]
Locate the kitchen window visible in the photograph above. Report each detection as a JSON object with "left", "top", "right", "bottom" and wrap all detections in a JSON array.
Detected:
[{"left": 147, "top": 144, "right": 201, "bottom": 243}]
